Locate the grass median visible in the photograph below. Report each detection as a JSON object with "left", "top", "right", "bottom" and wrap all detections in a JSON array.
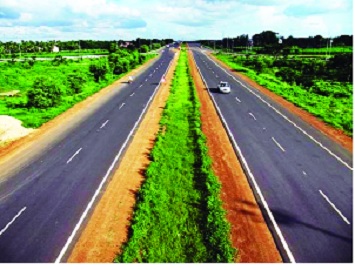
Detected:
[{"left": 115, "top": 47, "right": 236, "bottom": 263}]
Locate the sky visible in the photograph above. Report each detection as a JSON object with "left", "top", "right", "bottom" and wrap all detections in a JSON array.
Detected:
[{"left": 0, "top": 0, "right": 353, "bottom": 41}]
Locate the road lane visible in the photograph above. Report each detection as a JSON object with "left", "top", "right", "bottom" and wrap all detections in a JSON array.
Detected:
[
  {"left": 191, "top": 46, "right": 352, "bottom": 262},
  {"left": 0, "top": 48, "right": 175, "bottom": 262}
]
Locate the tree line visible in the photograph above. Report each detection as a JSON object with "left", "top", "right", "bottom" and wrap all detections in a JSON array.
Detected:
[
  {"left": 200, "top": 31, "right": 352, "bottom": 50},
  {"left": 0, "top": 38, "right": 174, "bottom": 56}
]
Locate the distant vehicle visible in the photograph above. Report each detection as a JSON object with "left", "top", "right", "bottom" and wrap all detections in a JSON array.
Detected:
[
  {"left": 218, "top": 81, "right": 231, "bottom": 94},
  {"left": 128, "top": 76, "right": 134, "bottom": 83}
]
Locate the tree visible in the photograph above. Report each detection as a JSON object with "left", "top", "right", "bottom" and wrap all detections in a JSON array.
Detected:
[
  {"left": 140, "top": 45, "right": 149, "bottom": 53},
  {"left": 252, "top": 31, "right": 278, "bottom": 47},
  {"left": 314, "top": 35, "right": 323, "bottom": 48},
  {"left": 89, "top": 61, "right": 108, "bottom": 82},
  {"left": 27, "top": 77, "right": 64, "bottom": 108},
  {"left": 109, "top": 42, "right": 118, "bottom": 53}
]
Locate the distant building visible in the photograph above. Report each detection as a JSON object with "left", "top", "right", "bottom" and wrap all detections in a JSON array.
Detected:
[
  {"left": 120, "top": 42, "right": 131, "bottom": 48},
  {"left": 52, "top": 46, "right": 60, "bottom": 53}
]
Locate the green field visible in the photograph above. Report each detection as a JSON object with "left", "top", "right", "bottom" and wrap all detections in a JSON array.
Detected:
[
  {"left": 0, "top": 51, "right": 156, "bottom": 128},
  {"left": 214, "top": 53, "right": 352, "bottom": 136},
  {"left": 116, "top": 48, "right": 236, "bottom": 263}
]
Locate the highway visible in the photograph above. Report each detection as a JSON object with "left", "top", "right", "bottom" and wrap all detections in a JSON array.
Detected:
[
  {"left": 190, "top": 44, "right": 352, "bottom": 263},
  {"left": 0, "top": 48, "right": 175, "bottom": 262}
]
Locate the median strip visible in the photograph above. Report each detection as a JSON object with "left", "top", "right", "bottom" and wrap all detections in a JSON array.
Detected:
[{"left": 116, "top": 47, "right": 236, "bottom": 263}]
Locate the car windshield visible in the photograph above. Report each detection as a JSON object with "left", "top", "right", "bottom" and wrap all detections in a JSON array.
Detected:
[{"left": 220, "top": 83, "right": 228, "bottom": 87}]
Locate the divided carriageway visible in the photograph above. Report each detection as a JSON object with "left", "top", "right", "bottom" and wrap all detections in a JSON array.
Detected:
[{"left": 190, "top": 43, "right": 352, "bottom": 263}]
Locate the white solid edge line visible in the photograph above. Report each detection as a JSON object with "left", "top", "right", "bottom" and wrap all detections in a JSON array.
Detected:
[
  {"left": 319, "top": 190, "right": 351, "bottom": 225},
  {"left": 66, "top": 148, "right": 83, "bottom": 164},
  {"left": 55, "top": 54, "right": 174, "bottom": 263},
  {"left": 202, "top": 52, "right": 352, "bottom": 171},
  {"left": 0, "top": 207, "right": 27, "bottom": 237},
  {"left": 191, "top": 50, "right": 296, "bottom": 263},
  {"left": 272, "top": 137, "right": 286, "bottom": 152}
]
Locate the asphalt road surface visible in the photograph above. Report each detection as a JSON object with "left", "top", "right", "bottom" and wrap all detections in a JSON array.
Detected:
[
  {"left": 0, "top": 48, "right": 175, "bottom": 262},
  {"left": 190, "top": 44, "right": 352, "bottom": 263}
]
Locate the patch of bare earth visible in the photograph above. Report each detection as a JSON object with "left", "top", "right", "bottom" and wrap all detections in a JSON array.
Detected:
[
  {"left": 67, "top": 50, "right": 179, "bottom": 263},
  {"left": 209, "top": 53, "right": 352, "bottom": 153},
  {"left": 0, "top": 115, "right": 33, "bottom": 148},
  {"left": 188, "top": 49, "right": 282, "bottom": 263}
]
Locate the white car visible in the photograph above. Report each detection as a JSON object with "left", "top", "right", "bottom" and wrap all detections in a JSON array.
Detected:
[{"left": 218, "top": 81, "right": 231, "bottom": 94}]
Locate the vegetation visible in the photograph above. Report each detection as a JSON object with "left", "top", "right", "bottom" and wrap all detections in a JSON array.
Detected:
[
  {"left": 214, "top": 52, "right": 353, "bottom": 136},
  {"left": 0, "top": 48, "right": 156, "bottom": 128},
  {"left": 116, "top": 47, "right": 236, "bottom": 263},
  {"left": 200, "top": 32, "right": 352, "bottom": 54}
]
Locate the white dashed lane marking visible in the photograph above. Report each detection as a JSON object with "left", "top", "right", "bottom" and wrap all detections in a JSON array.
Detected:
[
  {"left": 66, "top": 148, "right": 83, "bottom": 164},
  {"left": 248, "top": 112, "right": 257, "bottom": 121},
  {"left": 272, "top": 137, "right": 286, "bottom": 152},
  {"left": 99, "top": 120, "right": 109, "bottom": 129},
  {"left": 119, "top": 103, "right": 125, "bottom": 110}
]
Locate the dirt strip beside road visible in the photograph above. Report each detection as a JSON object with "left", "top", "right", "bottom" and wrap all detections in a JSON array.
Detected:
[
  {"left": 188, "top": 49, "right": 282, "bottom": 263},
  {"left": 67, "top": 50, "right": 179, "bottom": 263}
]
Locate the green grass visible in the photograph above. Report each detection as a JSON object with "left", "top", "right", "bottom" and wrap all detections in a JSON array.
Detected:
[
  {"left": 214, "top": 53, "right": 353, "bottom": 136},
  {"left": 115, "top": 48, "right": 236, "bottom": 263},
  {"left": 299, "top": 46, "right": 352, "bottom": 54}
]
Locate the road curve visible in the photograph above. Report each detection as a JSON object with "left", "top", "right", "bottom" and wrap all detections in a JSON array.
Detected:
[
  {"left": 0, "top": 48, "right": 175, "bottom": 262},
  {"left": 190, "top": 44, "right": 352, "bottom": 263}
]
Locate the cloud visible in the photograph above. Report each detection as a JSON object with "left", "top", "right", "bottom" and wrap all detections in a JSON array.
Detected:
[
  {"left": 115, "top": 18, "right": 147, "bottom": 29},
  {"left": 284, "top": 5, "right": 331, "bottom": 17},
  {"left": 0, "top": 0, "right": 352, "bottom": 41},
  {"left": 28, "top": 20, "right": 75, "bottom": 27},
  {"left": 173, "top": 20, "right": 212, "bottom": 27},
  {"left": 283, "top": 0, "right": 352, "bottom": 17},
  {"left": 236, "top": 0, "right": 282, "bottom": 6},
  {"left": 0, "top": 7, "right": 21, "bottom": 19}
]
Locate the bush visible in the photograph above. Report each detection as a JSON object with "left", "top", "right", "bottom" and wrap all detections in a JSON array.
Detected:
[
  {"left": 27, "top": 76, "right": 64, "bottom": 108},
  {"left": 89, "top": 61, "right": 108, "bottom": 82},
  {"left": 67, "top": 73, "right": 87, "bottom": 94}
]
